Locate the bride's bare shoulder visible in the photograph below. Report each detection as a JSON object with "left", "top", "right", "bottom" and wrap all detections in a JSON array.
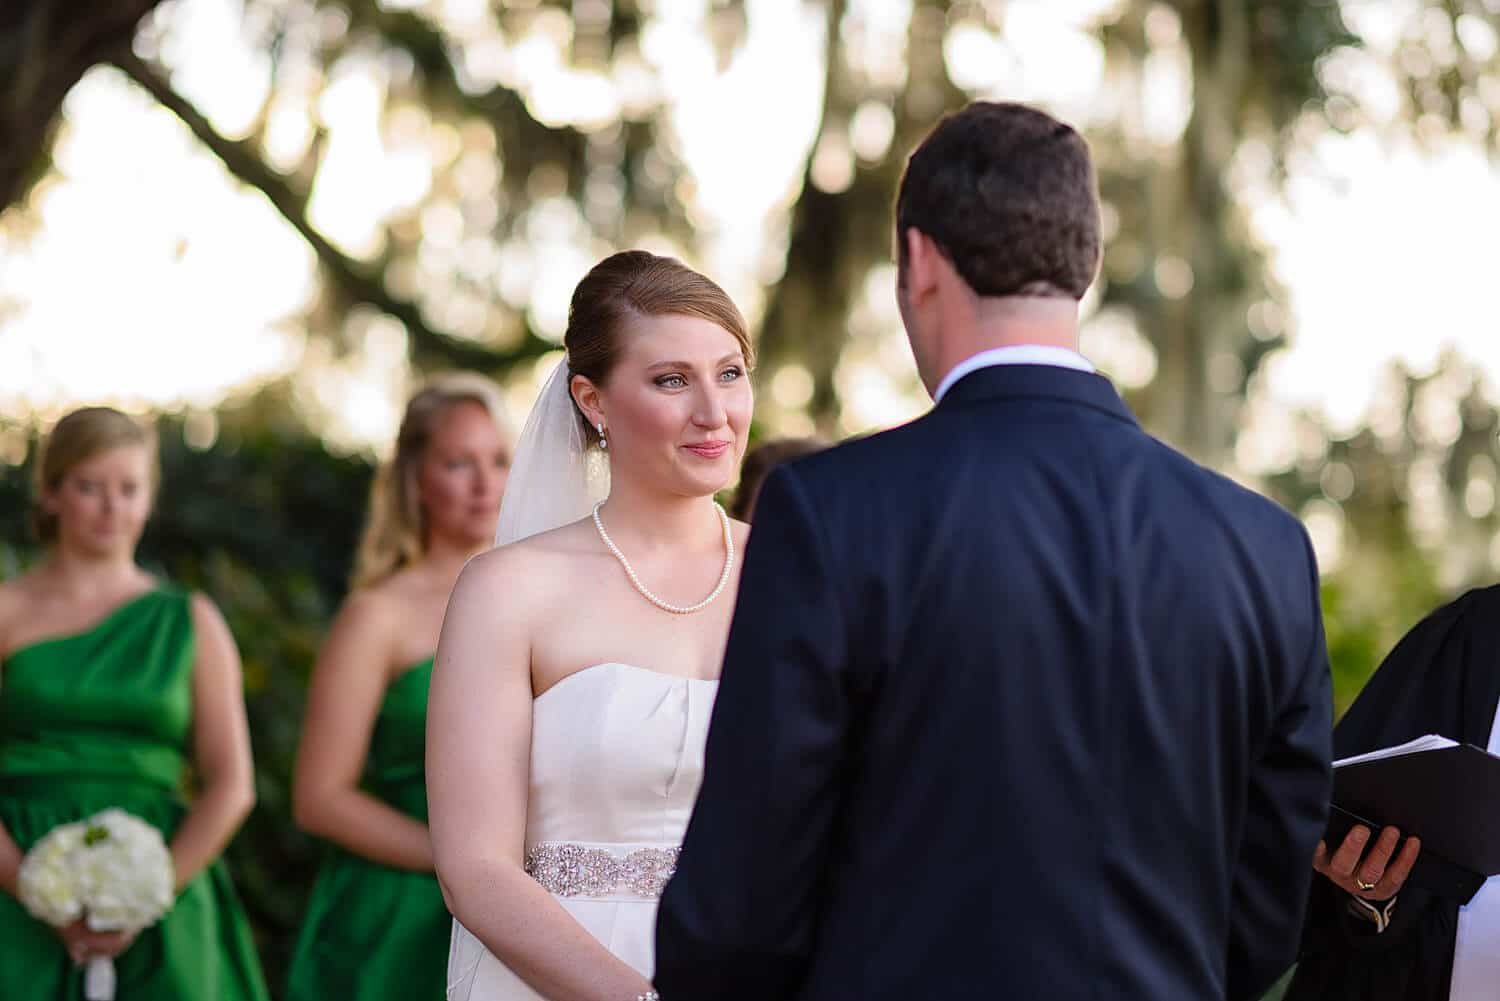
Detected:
[{"left": 456, "top": 518, "right": 601, "bottom": 600}]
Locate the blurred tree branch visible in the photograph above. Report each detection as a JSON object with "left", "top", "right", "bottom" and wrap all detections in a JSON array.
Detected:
[
  {"left": 111, "top": 48, "right": 550, "bottom": 373},
  {"left": 0, "top": 0, "right": 166, "bottom": 208},
  {"left": 329, "top": 1, "right": 592, "bottom": 200}
]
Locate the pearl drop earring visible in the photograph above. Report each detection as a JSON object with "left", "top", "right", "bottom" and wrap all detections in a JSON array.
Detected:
[{"left": 596, "top": 422, "right": 608, "bottom": 450}]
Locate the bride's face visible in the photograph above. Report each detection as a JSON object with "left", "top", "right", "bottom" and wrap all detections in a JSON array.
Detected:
[{"left": 582, "top": 313, "right": 752, "bottom": 498}]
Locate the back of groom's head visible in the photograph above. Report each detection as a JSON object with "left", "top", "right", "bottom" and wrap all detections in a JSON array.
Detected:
[{"left": 896, "top": 102, "right": 1101, "bottom": 301}]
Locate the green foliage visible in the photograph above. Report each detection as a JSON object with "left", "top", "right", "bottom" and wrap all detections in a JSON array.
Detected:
[
  {"left": 1244, "top": 0, "right": 1359, "bottom": 137},
  {"left": 1265, "top": 353, "right": 1500, "bottom": 718},
  {"left": 1321, "top": 573, "right": 1443, "bottom": 719}
]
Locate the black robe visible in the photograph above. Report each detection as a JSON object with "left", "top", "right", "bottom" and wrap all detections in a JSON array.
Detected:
[{"left": 1285, "top": 584, "right": 1500, "bottom": 1001}]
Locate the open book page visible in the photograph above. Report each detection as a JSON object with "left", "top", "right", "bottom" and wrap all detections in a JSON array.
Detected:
[{"left": 1335, "top": 733, "right": 1457, "bottom": 769}]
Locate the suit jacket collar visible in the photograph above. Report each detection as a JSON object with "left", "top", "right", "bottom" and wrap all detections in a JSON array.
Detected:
[{"left": 935, "top": 363, "right": 1139, "bottom": 427}]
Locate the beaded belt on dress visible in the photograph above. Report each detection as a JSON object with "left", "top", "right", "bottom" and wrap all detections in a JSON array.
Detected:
[{"left": 524, "top": 841, "right": 680, "bottom": 900}]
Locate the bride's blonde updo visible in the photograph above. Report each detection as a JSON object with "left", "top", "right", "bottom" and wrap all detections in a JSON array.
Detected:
[{"left": 564, "top": 250, "right": 753, "bottom": 448}]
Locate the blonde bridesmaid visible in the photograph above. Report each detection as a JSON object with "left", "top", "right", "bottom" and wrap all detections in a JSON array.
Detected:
[{"left": 286, "top": 374, "right": 513, "bottom": 999}]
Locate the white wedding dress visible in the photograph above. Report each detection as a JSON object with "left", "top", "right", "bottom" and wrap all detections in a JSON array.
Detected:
[{"left": 446, "top": 662, "right": 718, "bottom": 1001}]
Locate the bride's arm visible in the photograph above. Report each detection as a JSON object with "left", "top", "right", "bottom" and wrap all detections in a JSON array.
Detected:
[{"left": 428, "top": 548, "right": 654, "bottom": 1001}]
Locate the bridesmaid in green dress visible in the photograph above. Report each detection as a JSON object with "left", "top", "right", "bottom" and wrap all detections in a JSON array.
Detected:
[
  {"left": 0, "top": 406, "right": 268, "bottom": 1000},
  {"left": 286, "top": 374, "right": 512, "bottom": 1000}
]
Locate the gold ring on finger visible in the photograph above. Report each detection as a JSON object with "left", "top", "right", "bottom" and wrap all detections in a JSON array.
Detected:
[{"left": 1355, "top": 877, "right": 1377, "bottom": 892}]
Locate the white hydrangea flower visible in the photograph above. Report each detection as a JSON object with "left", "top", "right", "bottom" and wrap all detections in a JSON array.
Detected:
[
  {"left": 76, "top": 810, "right": 174, "bottom": 931},
  {"left": 16, "top": 824, "right": 88, "bottom": 926},
  {"left": 17, "top": 809, "right": 175, "bottom": 933}
]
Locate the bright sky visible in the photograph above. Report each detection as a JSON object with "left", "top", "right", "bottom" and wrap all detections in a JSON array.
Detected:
[
  {"left": 2, "top": 0, "right": 1499, "bottom": 464},
  {"left": 1257, "top": 131, "right": 1500, "bottom": 432}
]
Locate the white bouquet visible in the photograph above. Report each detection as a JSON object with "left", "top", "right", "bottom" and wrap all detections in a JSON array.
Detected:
[{"left": 17, "top": 809, "right": 175, "bottom": 1000}]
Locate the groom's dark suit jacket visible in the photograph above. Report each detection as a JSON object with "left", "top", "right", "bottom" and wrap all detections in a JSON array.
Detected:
[{"left": 655, "top": 364, "right": 1333, "bottom": 1001}]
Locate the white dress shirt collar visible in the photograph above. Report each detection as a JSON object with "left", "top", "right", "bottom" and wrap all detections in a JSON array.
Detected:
[{"left": 932, "top": 346, "right": 1096, "bottom": 404}]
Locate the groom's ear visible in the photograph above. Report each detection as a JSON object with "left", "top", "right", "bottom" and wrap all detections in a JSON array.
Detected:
[{"left": 902, "top": 228, "right": 942, "bottom": 306}]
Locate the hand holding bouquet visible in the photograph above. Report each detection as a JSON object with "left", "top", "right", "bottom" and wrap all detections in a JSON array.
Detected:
[{"left": 17, "top": 809, "right": 175, "bottom": 1000}]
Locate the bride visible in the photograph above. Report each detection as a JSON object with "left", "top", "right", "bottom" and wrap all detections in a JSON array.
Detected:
[{"left": 426, "top": 250, "right": 754, "bottom": 1001}]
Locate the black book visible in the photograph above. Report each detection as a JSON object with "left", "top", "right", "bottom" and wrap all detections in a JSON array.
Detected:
[{"left": 1325, "top": 735, "right": 1500, "bottom": 904}]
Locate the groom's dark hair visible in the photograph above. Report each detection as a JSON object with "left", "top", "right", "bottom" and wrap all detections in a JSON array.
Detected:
[{"left": 896, "top": 102, "right": 1100, "bottom": 301}]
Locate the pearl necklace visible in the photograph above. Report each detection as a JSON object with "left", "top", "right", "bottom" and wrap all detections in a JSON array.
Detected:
[{"left": 592, "top": 501, "right": 735, "bottom": 615}]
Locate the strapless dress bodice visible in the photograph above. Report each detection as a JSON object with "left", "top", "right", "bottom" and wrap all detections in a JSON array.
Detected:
[
  {"left": 447, "top": 662, "right": 719, "bottom": 1001},
  {"left": 527, "top": 662, "right": 718, "bottom": 849}
]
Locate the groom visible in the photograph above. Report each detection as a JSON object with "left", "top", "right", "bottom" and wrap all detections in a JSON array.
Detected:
[{"left": 653, "top": 102, "right": 1334, "bottom": 1000}]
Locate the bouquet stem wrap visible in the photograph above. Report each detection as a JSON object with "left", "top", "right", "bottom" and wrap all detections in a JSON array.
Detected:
[{"left": 84, "top": 957, "right": 116, "bottom": 1001}]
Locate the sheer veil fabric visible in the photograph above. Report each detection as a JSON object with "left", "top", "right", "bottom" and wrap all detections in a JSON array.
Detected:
[{"left": 493, "top": 359, "right": 610, "bottom": 547}]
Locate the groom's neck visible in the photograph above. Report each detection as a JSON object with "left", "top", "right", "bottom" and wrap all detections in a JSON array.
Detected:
[
  {"left": 968, "top": 293, "right": 1080, "bottom": 352},
  {"left": 931, "top": 293, "right": 1081, "bottom": 379}
]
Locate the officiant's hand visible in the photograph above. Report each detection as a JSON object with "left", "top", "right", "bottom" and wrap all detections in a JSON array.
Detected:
[{"left": 1313, "top": 824, "right": 1421, "bottom": 900}]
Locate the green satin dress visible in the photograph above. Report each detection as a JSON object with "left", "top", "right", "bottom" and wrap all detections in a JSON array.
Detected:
[
  {"left": 285, "top": 657, "right": 450, "bottom": 1000},
  {"left": 0, "top": 586, "right": 270, "bottom": 1000}
]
